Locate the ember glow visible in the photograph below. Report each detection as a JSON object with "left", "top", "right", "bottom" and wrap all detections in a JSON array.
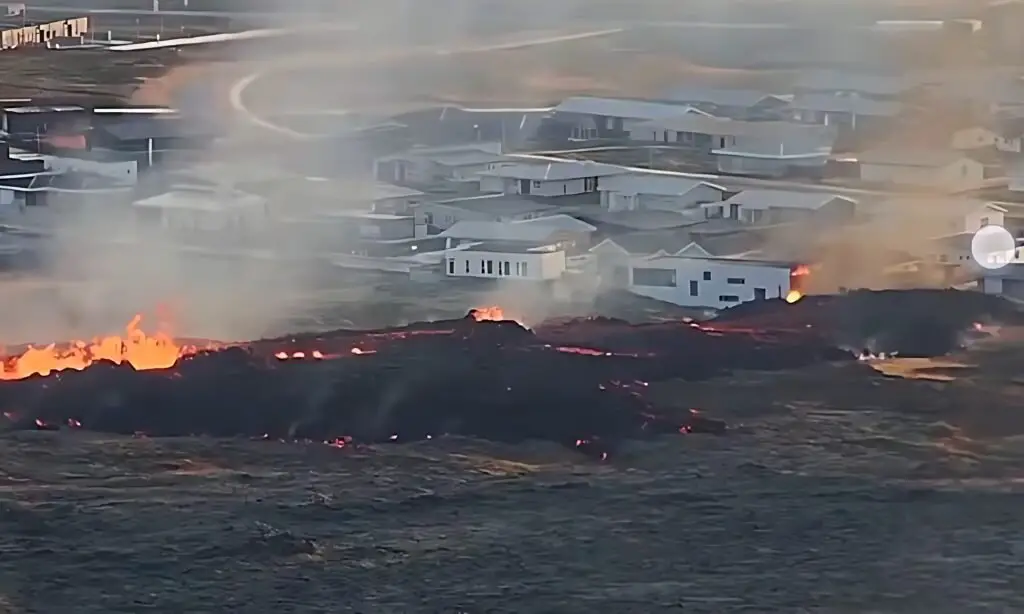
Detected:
[
  {"left": 469, "top": 306, "right": 509, "bottom": 322},
  {"left": 0, "top": 315, "right": 190, "bottom": 381},
  {"left": 785, "top": 290, "right": 804, "bottom": 304}
]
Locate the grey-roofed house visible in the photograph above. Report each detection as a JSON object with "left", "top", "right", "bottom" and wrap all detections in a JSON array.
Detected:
[
  {"left": 701, "top": 189, "right": 857, "bottom": 225},
  {"left": 440, "top": 214, "right": 596, "bottom": 253},
  {"left": 788, "top": 93, "right": 902, "bottom": 133},
  {"left": 89, "top": 115, "right": 222, "bottom": 168},
  {"left": 857, "top": 148, "right": 986, "bottom": 189},
  {"left": 597, "top": 173, "right": 730, "bottom": 213},
  {"left": 478, "top": 160, "right": 627, "bottom": 197},
  {"left": 549, "top": 96, "right": 714, "bottom": 141},
  {"left": 656, "top": 87, "right": 789, "bottom": 119},
  {"left": 372, "top": 142, "right": 512, "bottom": 186},
  {"left": 707, "top": 122, "right": 838, "bottom": 179},
  {"left": 792, "top": 70, "right": 923, "bottom": 100},
  {"left": 418, "top": 193, "right": 556, "bottom": 230}
]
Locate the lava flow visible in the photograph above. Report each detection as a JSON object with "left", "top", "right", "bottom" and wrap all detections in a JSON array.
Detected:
[{"left": 0, "top": 315, "right": 192, "bottom": 381}]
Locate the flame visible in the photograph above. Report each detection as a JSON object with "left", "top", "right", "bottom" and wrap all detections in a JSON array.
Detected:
[
  {"left": 0, "top": 315, "right": 187, "bottom": 381},
  {"left": 791, "top": 265, "right": 810, "bottom": 277},
  {"left": 785, "top": 290, "right": 803, "bottom": 304},
  {"left": 469, "top": 306, "right": 508, "bottom": 322}
]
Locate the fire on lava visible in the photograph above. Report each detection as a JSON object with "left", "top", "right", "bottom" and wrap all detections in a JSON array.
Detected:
[{"left": 0, "top": 315, "right": 195, "bottom": 381}]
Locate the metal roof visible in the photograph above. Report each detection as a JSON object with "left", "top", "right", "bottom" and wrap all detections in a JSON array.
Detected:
[
  {"left": 433, "top": 194, "right": 556, "bottom": 216},
  {"left": 598, "top": 173, "right": 727, "bottom": 196},
  {"left": 789, "top": 93, "right": 902, "bottom": 117},
  {"left": 636, "top": 115, "right": 833, "bottom": 140},
  {"left": 514, "top": 214, "right": 596, "bottom": 233},
  {"left": 794, "top": 70, "right": 922, "bottom": 96},
  {"left": 553, "top": 97, "right": 700, "bottom": 121},
  {"left": 718, "top": 189, "right": 856, "bottom": 211},
  {"left": 658, "top": 87, "right": 785, "bottom": 109},
  {"left": 440, "top": 220, "right": 566, "bottom": 242},
  {"left": 856, "top": 148, "right": 971, "bottom": 167},
  {"left": 479, "top": 160, "right": 626, "bottom": 181}
]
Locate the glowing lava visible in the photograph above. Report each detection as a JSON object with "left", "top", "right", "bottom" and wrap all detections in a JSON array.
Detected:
[
  {"left": 0, "top": 315, "right": 189, "bottom": 381},
  {"left": 469, "top": 306, "right": 508, "bottom": 322},
  {"left": 785, "top": 290, "right": 803, "bottom": 304}
]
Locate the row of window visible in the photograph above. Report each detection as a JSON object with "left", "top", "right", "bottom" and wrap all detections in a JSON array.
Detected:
[
  {"left": 448, "top": 258, "right": 530, "bottom": 277},
  {"left": 632, "top": 267, "right": 747, "bottom": 288}
]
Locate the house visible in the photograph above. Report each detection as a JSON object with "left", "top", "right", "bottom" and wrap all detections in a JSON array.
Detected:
[
  {"left": 89, "top": 115, "right": 222, "bottom": 168},
  {"left": 789, "top": 94, "right": 902, "bottom": 133},
  {"left": 857, "top": 149, "right": 986, "bottom": 189},
  {"left": 549, "top": 96, "right": 713, "bottom": 140},
  {"left": 597, "top": 174, "right": 729, "bottom": 213},
  {"left": 477, "top": 160, "right": 627, "bottom": 197},
  {"left": 444, "top": 241, "right": 566, "bottom": 281},
  {"left": 791, "top": 70, "right": 922, "bottom": 100},
  {"left": 711, "top": 123, "right": 837, "bottom": 179},
  {"left": 656, "top": 87, "right": 789, "bottom": 119},
  {"left": 418, "top": 193, "right": 556, "bottom": 230},
  {"left": 314, "top": 210, "right": 428, "bottom": 242},
  {"left": 991, "top": 115, "right": 1024, "bottom": 153},
  {"left": 950, "top": 125, "right": 1003, "bottom": 151},
  {"left": 701, "top": 189, "right": 857, "bottom": 225},
  {"left": 131, "top": 188, "right": 269, "bottom": 241},
  {"left": 387, "top": 106, "right": 547, "bottom": 148},
  {"left": 11, "top": 148, "right": 138, "bottom": 186},
  {"left": 628, "top": 254, "right": 797, "bottom": 310},
  {"left": 439, "top": 214, "right": 596, "bottom": 253},
  {"left": 372, "top": 142, "right": 511, "bottom": 186},
  {"left": 0, "top": 104, "right": 88, "bottom": 139}
]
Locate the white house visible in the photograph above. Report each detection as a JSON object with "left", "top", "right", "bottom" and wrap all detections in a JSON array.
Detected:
[
  {"left": 477, "top": 161, "right": 627, "bottom": 197},
  {"left": 372, "top": 142, "right": 511, "bottom": 185},
  {"left": 628, "top": 254, "right": 796, "bottom": 309},
  {"left": 857, "top": 149, "right": 986, "bottom": 189},
  {"left": 597, "top": 173, "right": 729, "bottom": 213},
  {"left": 551, "top": 96, "right": 714, "bottom": 140},
  {"left": 418, "top": 194, "right": 556, "bottom": 230},
  {"left": 445, "top": 241, "right": 566, "bottom": 281},
  {"left": 440, "top": 214, "right": 596, "bottom": 253},
  {"left": 315, "top": 210, "right": 428, "bottom": 241},
  {"left": 701, "top": 189, "right": 858, "bottom": 225}
]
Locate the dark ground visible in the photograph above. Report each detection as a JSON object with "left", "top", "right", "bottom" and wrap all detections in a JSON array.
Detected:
[{"left": 3, "top": 333, "right": 1024, "bottom": 613}]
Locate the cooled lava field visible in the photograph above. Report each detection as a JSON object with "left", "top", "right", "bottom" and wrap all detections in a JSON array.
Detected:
[{"left": 4, "top": 289, "right": 1024, "bottom": 613}]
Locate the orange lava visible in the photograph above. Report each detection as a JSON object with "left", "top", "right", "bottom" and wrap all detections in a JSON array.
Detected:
[
  {"left": 469, "top": 306, "right": 508, "bottom": 322},
  {"left": 0, "top": 315, "right": 189, "bottom": 381}
]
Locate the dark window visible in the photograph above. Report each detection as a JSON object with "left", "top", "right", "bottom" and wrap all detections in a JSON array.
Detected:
[
  {"left": 754, "top": 287, "right": 766, "bottom": 300},
  {"left": 503, "top": 261, "right": 511, "bottom": 276},
  {"left": 521, "top": 261, "right": 529, "bottom": 277},
  {"left": 632, "top": 267, "right": 677, "bottom": 287},
  {"left": 465, "top": 259, "right": 470, "bottom": 273},
  {"left": 447, "top": 259, "right": 455, "bottom": 274},
  {"left": 718, "top": 295, "right": 740, "bottom": 302},
  {"left": 689, "top": 280, "right": 699, "bottom": 296},
  {"left": 726, "top": 277, "right": 745, "bottom": 285},
  {"left": 703, "top": 271, "right": 711, "bottom": 281},
  {"left": 486, "top": 260, "right": 494, "bottom": 275},
  {"left": 729, "top": 203, "right": 741, "bottom": 219},
  {"left": 480, "top": 259, "right": 486, "bottom": 274}
]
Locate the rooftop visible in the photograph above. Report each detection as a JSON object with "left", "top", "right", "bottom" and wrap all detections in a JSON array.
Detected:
[
  {"left": 793, "top": 70, "right": 922, "bottom": 96},
  {"left": 592, "top": 227, "right": 762, "bottom": 257},
  {"left": 514, "top": 214, "right": 596, "bottom": 233},
  {"left": 441, "top": 220, "right": 571, "bottom": 243},
  {"left": 789, "top": 93, "right": 903, "bottom": 117},
  {"left": 132, "top": 189, "right": 265, "bottom": 212},
  {"left": 5, "top": 105, "right": 84, "bottom": 114},
  {"left": 856, "top": 148, "right": 971, "bottom": 167},
  {"left": 716, "top": 189, "right": 857, "bottom": 211},
  {"left": 637, "top": 116, "right": 833, "bottom": 140},
  {"left": 598, "top": 173, "right": 728, "bottom": 196},
  {"left": 553, "top": 96, "right": 708, "bottom": 121},
  {"left": 657, "top": 87, "right": 786, "bottom": 109},
  {"left": 461, "top": 240, "right": 562, "bottom": 254},
  {"left": 434, "top": 193, "right": 557, "bottom": 217},
  {"left": 319, "top": 210, "right": 411, "bottom": 221},
  {"left": 479, "top": 160, "right": 627, "bottom": 181}
]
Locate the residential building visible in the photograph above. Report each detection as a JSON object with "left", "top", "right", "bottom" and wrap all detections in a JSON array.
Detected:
[
  {"left": 372, "top": 142, "right": 511, "bottom": 185},
  {"left": 597, "top": 174, "right": 729, "bottom": 213},
  {"left": 628, "top": 254, "right": 796, "bottom": 309},
  {"left": 789, "top": 93, "right": 902, "bottom": 133},
  {"left": 477, "top": 161, "right": 626, "bottom": 197},
  {"left": 857, "top": 149, "right": 986, "bottom": 189},
  {"left": 440, "top": 214, "right": 596, "bottom": 253},
  {"left": 417, "top": 193, "right": 556, "bottom": 230},
  {"left": 387, "top": 106, "right": 546, "bottom": 148},
  {"left": 627, "top": 116, "right": 833, "bottom": 151},
  {"left": 89, "top": 114, "right": 222, "bottom": 168},
  {"left": 131, "top": 188, "right": 269, "bottom": 243},
  {"left": 549, "top": 96, "right": 712, "bottom": 140},
  {"left": 444, "top": 241, "right": 566, "bottom": 281},
  {"left": 316, "top": 210, "right": 428, "bottom": 242},
  {"left": 656, "top": 87, "right": 789, "bottom": 119},
  {"left": 12, "top": 148, "right": 138, "bottom": 186},
  {"left": 0, "top": 104, "right": 87, "bottom": 139},
  {"left": 701, "top": 189, "right": 857, "bottom": 225},
  {"left": 791, "top": 70, "right": 922, "bottom": 101}
]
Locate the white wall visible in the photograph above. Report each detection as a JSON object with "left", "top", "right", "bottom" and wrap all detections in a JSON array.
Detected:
[
  {"left": 628, "top": 256, "right": 792, "bottom": 309},
  {"left": 951, "top": 127, "right": 999, "bottom": 150},
  {"left": 483, "top": 174, "right": 604, "bottom": 197},
  {"left": 42, "top": 155, "right": 137, "bottom": 185},
  {"left": 600, "top": 184, "right": 724, "bottom": 212},
  {"left": 860, "top": 159, "right": 985, "bottom": 189},
  {"left": 419, "top": 202, "right": 545, "bottom": 230},
  {"left": 964, "top": 208, "right": 1005, "bottom": 232},
  {"left": 445, "top": 248, "right": 565, "bottom": 280}
]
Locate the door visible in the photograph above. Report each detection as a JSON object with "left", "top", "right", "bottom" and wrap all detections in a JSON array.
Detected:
[
  {"left": 520, "top": 179, "right": 531, "bottom": 195},
  {"left": 754, "top": 288, "right": 766, "bottom": 301}
]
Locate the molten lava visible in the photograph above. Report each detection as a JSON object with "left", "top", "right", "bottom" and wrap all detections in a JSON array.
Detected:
[
  {"left": 469, "top": 306, "right": 508, "bottom": 322},
  {"left": 785, "top": 290, "right": 803, "bottom": 304},
  {"left": 0, "top": 315, "right": 188, "bottom": 381}
]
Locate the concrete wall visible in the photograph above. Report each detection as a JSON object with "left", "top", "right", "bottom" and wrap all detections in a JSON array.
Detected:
[
  {"left": 629, "top": 257, "right": 792, "bottom": 309},
  {"left": 445, "top": 248, "right": 565, "bottom": 280}
]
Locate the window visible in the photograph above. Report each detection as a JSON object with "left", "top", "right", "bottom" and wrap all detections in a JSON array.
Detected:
[
  {"left": 503, "top": 261, "right": 511, "bottom": 276},
  {"left": 632, "top": 267, "right": 677, "bottom": 287},
  {"left": 980, "top": 217, "right": 990, "bottom": 227},
  {"left": 726, "top": 277, "right": 745, "bottom": 285},
  {"left": 465, "top": 259, "right": 470, "bottom": 273},
  {"left": 486, "top": 260, "right": 494, "bottom": 275},
  {"left": 448, "top": 259, "right": 455, "bottom": 275},
  {"left": 533, "top": 181, "right": 542, "bottom": 188},
  {"left": 521, "top": 261, "right": 529, "bottom": 277},
  {"left": 729, "top": 203, "right": 741, "bottom": 219},
  {"left": 689, "top": 280, "right": 699, "bottom": 296},
  {"left": 516, "top": 262, "right": 521, "bottom": 276},
  {"left": 703, "top": 271, "right": 711, "bottom": 281},
  {"left": 480, "top": 259, "right": 486, "bottom": 274},
  {"left": 718, "top": 295, "right": 740, "bottom": 303}
]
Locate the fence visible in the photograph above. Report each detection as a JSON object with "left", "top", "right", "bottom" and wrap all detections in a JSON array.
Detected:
[{"left": 0, "top": 17, "right": 89, "bottom": 51}]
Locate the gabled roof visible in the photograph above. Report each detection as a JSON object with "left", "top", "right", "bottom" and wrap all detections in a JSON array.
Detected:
[
  {"left": 635, "top": 115, "right": 834, "bottom": 140},
  {"left": 789, "top": 93, "right": 902, "bottom": 117},
  {"left": 597, "top": 173, "right": 727, "bottom": 196},
  {"left": 857, "top": 148, "right": 972, "bottom": 167},
  {"left": 590, "top": 227, "right": 762, "bottom": 257},
  {"left": 478, "top": 160, "right": 626, "bottom": 181},
  {"left": 657, "top": 87, "right": 785, "bottom": 109},
  {"left": 513, "top": 214, "right": 596, "bottom": 233},
  {"left": 715, "top": 189, "right": 857, "bottom": 211},
  {"left": 440, "top": 220, "right": 566, "bottom": 242},
  {"left": 552, "top": 96, "right": 705, "bottom": 121},
  {"left": 433, "top": 194, "right": 556, "bottom": 217},
  {"left": 794, "top": 70, "right": 921, "bottom": 96}
]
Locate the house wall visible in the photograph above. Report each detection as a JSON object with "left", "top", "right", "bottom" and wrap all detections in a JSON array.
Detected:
[
  {"left": 357, "top": 217, "right": 418, "bottom": 241},
  {"left": 445, "top": 248, "right": 565, "bottom": 280},
  {"left": 951, "top": 127, "right": 999, "bottom": 150},
  {"left": 964, "top": 208, "right": 1006, "bottom": 232},
  {"left": 599, "top": 184, "right": 725, "bottom": 213},
  {"left": 628, "top": 257, "right": 792, "bottom": 309},
  {"left": 484, "top": 175, "right": 601, "bottom": 197},
  {"left": 418, "top": 202, "right": 545, "bottom": 230},
  {"left": 40, "top": 155, "right": 137, "bottom": 185},
  {"left": 859, "top": 159, "right": 985, "bottom": 189},
  {"left": 715, "top": 155, "right": 791, "bottom": 178}
]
